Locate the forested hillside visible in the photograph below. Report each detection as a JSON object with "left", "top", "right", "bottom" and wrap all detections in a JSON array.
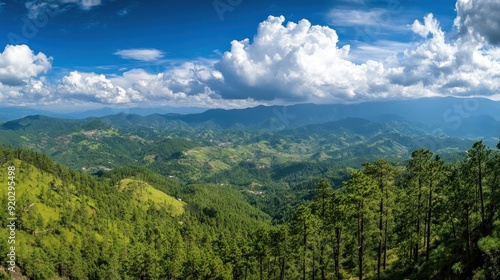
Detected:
[
  {"left": 0, "top": 147, "right": 270, "bottom": 279},
  {"left": 1, "top": 139, "right": 499, "bottom": 279},
  {"left": 0, "top": 99, "right": 499, "bottom": 279},
  {"left": 1, "top": 0, "right": 500, "bottom": 274}
]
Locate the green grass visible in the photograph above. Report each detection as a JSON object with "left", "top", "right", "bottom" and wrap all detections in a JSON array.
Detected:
[
  {"left": 207, "top": 160, "right": 231, "bottom": 171},
  {"left": 0, "top": 159, "right": 98, "bottom": 229},
  {"left": 36, "top": 204, "right": 60, "bottom": 223},
  {"left": 118, "top": 178, "right": 186, "bottom": 216}
]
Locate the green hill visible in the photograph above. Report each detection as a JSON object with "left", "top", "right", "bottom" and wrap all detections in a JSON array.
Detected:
[
  {"left": 0, "top": 147, "right": 271, "bottom": 279},
  {"left": 117, "top": 178, "right": 186, "bottom": 216}
]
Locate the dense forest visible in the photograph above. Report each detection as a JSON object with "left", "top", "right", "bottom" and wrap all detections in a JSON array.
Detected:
[{"left": 1, "top": 138, "right": 499, "bottom": 279}]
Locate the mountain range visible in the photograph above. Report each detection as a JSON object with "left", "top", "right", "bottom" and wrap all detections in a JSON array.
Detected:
[
  {"left": 2, "top": 97, "right": 498, "bottom": 139},
  {"left": 0, "top": 97, "right": 497, "bottom": 178}
]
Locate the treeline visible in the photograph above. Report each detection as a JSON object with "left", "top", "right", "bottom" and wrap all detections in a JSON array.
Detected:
[
  {"left": 249, "top": 140, "right": 500, "bottom": 279},
  {"left": 0, "top": 140, "right": 499, "bottom": 279}
]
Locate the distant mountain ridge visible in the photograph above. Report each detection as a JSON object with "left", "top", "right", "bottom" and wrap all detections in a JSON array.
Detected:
[
  {"left": 162, "top": 97, "right": 500, "bottom": 138},
  {"left": 0, "top": 98, "right": 496, "bottom": 180},
  {"left": 165, "top": 97, "right": 500, "bottom": 129},
  {"left": 0, "top": 106, "right": 207, "bottom": 121},
  {"left": 1, "top": 97, "right": 499, "bottom": 139}
]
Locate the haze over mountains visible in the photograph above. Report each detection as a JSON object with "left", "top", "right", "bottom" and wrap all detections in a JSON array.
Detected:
[
  {"left": 0, "top": 106, "right": 208, "bottom": 121},
  {"left": 167, "top": 97, "right": 500, "bottom": 137},
  {"left": 1, "top": 96, "right": 498, "bottom": 177},
  {"left": 2, "top": 97, "right": 499, "bottom": 138}
]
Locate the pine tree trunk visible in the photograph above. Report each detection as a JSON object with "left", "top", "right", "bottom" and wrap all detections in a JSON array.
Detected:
[
  {"left": 303, "top": 219, "right": 307, "bottom": 280},
  {"left": 320, "top": 243, "right": 325, "bottom": 280},
  {"left": 279, "top": 258, "right": 286, "bottom": 280},
  {"left": 449, "top": 212, "right": 457, "bottom": 239},
  {"left": 378, "top": 197, "right": 383, "bottom": 279},
  {"left": 426, "top": 178, "right": 433, "bottom": 261},
  {"left": 383, "top": 219, "right": 388, "bottom": 269},
  {"left": 259, "top": 258, "right": 263, "bottom": 280},
  {"left": 312, "top": 250, "right": 316, "bottom": 280},
  {"left": 478, "top": 157, "right": 485, "bottom": 233},
  {"left": 335, "top": 228, "right": 341, "bottom": 280},
  {"left": 489, "top": 171, "right": 498, "bottom": 222},
  {"left": 465, "top": 204, "right": 471, "bottom": 258},
  {"left": 358, "top": 200, "right": 364, "bottom": 280},
  {"left": 415, "top": 178, "right": 422, "bottom": 263}
]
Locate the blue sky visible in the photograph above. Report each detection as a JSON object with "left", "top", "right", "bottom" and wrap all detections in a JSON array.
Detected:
[{"left": 0, "top": 0, "right": 499, "bottom": 109}]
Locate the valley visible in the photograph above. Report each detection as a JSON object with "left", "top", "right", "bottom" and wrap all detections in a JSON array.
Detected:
[{"left": 0, "top": 97, "right": 499, "bottom": 279}]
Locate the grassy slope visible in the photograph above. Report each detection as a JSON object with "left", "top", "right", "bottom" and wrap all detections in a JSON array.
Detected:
[{"left": 117, "top": 178, "right": 186, "bottom": 216}]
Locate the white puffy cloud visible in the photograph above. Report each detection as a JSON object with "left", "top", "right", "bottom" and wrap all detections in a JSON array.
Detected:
[
  {"left": 215, "top": 16, "right": 390, "bottom": 102},
  {"left": 455, "top": 0, "right": 500, "bottom": 45},
  {"left": 52, "top": 63, "right": 246, "bottom": 108},
  {"left": 0, "top": 44, "right": 52, "bottom": 105},
  {"left": 0, "top": 76, "right": 53, "bottom": 106},
  {"left": 57, "top": 71, "right": 142, "bottom": 104},
  {"left": 388, "top": 14, "right": 456, "bottom": 87},
  {"left": 0, "top": 44, "right": 52, "bottom": 86},
  {"left": 119, "top": 63, "right": 228, "bottom": 106},
  {"left": 114, "top": 49, "right": 164, "bottom": 62},
  {"left": 5, "top": 1, "right": 500, "bottom": 108},
  {"left": 22, "top": 77, "right": 52, "bottom": 97},
  {"left": 387, "top": 13, "right": 500, "bottom": 97},
  {"left": 109, "top": 62, "right": 223, "bottom": 99},
  {"left": 51, "top": 13, "right": 500, "bottom": 106},
  {"left": 212, "top": 13, "right": 500, "bottom": 103}
]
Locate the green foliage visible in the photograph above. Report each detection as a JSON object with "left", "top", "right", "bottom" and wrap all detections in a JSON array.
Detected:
[
  {"left": 0, "top": 121, "right": 498, "bottom": 280},
  {"left": 0, "top": 147, "right": 270, "bottom": 279}
]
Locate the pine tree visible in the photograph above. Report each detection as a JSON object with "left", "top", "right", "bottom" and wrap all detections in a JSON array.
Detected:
[
  {"left": 291, "top": 205, "right": 320, "bottom": 280},
  {"left": 425, "top": 155, "right": 445, "bottom": 261},
  {"left": 328, "top": 190, "right": 347, "bottom": 280},
  {"left": 345, "top": 171, "right": 377, "bottom": 280},
  {"left": 466, "top": 141, "right": 491, "bottom": 233},
  {"left": 313, "top": 178, "right": 332, "bottom": 280},
  {"left": 363, "top": 159, "right": 395, "bottom": 278},
  {"left": 407, "top": 149, "right": 433, "bottom": 262}
]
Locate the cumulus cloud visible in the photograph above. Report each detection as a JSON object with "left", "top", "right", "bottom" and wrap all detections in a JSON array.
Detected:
[
  {"left": 455, "top": 0, "right": 500, "bottom": 45},
  {"left": 388, "top": 14, "right": 454, "bottom": 87},
  {"left": 114, "top": 49, "right": 164, "bottom": 62},
  {"left": 211, "top": 13, "right": 500, "bottom": 103},
  {"left": 57, "top": 71, "right": 141, "bottom": 104},
  {"left": 215, "top": 16, "right": 389, "bottom": 102},
  {"left": 109, "top": 62, "right": 224, "bottom": 103},
  {"left": 0, "top": 44, "right": 52, "bottom": 86},
  {"left": 387, "top": 13, "right": 500, "bottom": 97},
  {"left": 0, "top": 78, "right": 53, "bottom": 106},
  {"left": 54, "top": 63, "right": 230, "bottom": 106},
  {"left": 4, "top": 1, "right": 500, "bottom": 108}
]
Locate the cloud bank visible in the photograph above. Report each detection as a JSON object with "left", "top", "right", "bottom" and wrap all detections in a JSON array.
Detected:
[{"left": 2, "top": 0, "right": 500, "bottom": 108}]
